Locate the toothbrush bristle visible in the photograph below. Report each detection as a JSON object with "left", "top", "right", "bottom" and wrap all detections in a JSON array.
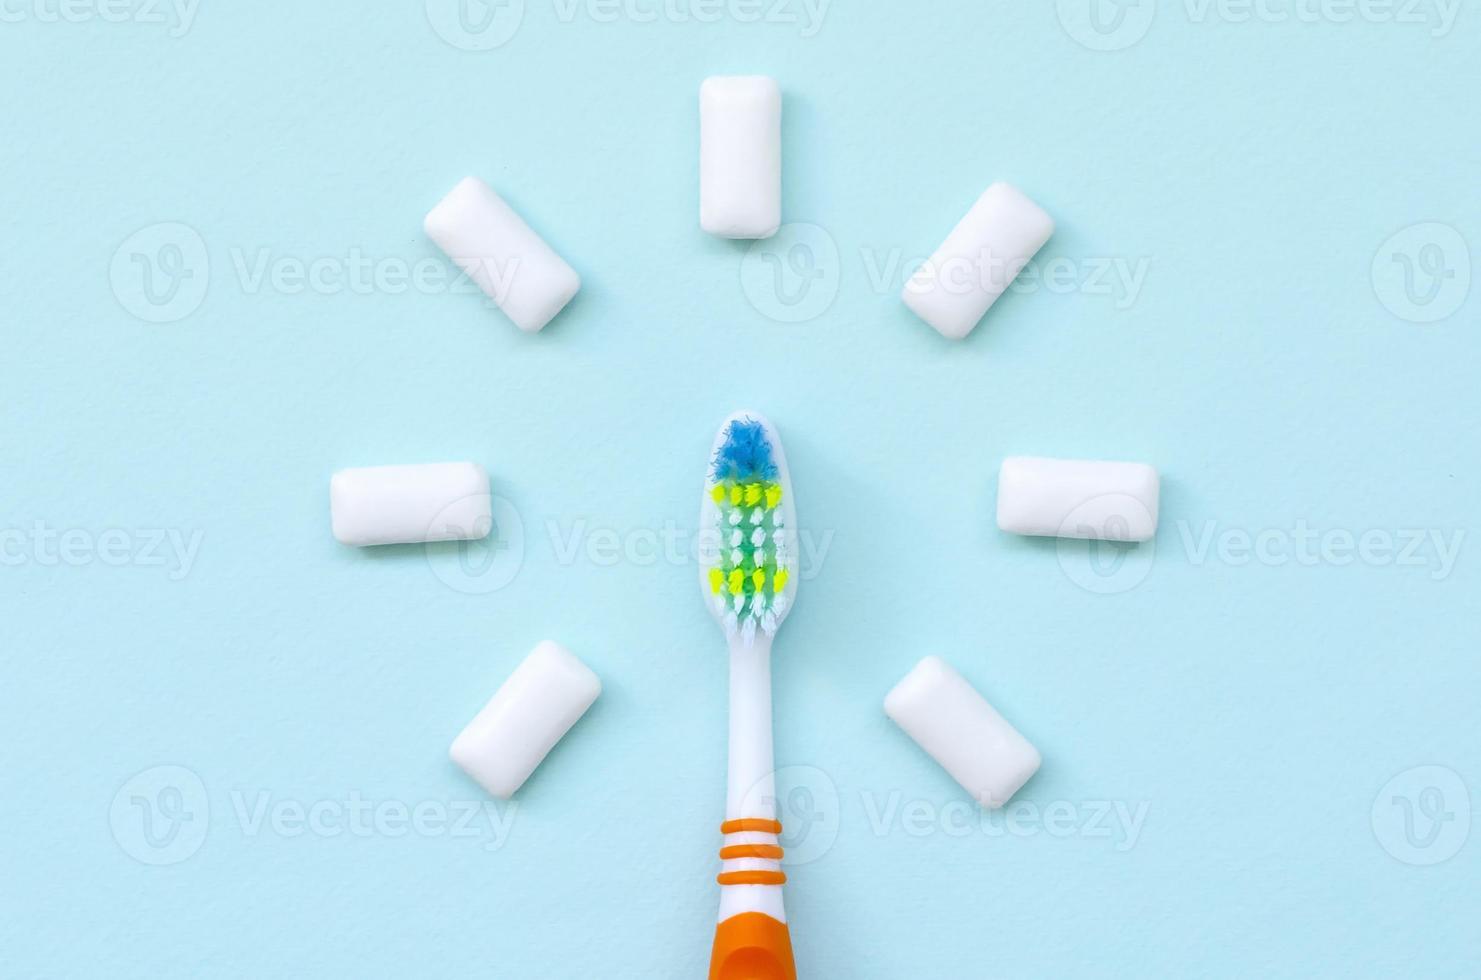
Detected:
[
  {"left": 705, "top": 418, "right": 792, "bottom": 642},
  {"left": 712, "top": 419, "right": 779, "bottom": 483}
]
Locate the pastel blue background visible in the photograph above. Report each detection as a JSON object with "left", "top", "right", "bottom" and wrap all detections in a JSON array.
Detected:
[{"left": 2, "top": 2, "right": 1477, "bottom": 976}]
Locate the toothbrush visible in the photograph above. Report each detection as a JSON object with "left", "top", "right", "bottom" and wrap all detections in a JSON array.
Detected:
[{"left": 699, "top": 412, "right": 800, "bottom": 980}]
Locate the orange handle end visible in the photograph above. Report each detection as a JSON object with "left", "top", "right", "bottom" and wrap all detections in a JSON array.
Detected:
[{"left": 709, "top": 912, "right": 796, "bottom": 980}]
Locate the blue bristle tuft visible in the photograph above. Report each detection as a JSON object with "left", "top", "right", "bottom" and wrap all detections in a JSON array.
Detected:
[{"left": 712, "top": 418, "right": 777, "bottom": 482}]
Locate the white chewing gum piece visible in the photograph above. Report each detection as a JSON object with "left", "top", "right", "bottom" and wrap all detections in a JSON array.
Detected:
[
  {"left": 450, "top": 641, "right": 602, "bottom": 800},
  {"left": 903, "top": 182, "right": 1054, "bottom": 340},
  {"left": 885, "top": 656, "right": 1041, "bottom": 810},
  {"left": 425, "top": 176, "right": 581, "bottom": 332},
  {"left": 330, "top": 462, "right": 491, "bottom": 547},
  {"left": 700, "top": 76, "right": 782, "bottom": 240},
  {"left": 996, "top": 456, "right": 1160, "bottom": 542}
]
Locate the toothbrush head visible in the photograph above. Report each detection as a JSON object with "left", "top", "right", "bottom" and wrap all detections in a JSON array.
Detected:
[{"left": 699, "top": 412, "right": 799, "bottom": 645}]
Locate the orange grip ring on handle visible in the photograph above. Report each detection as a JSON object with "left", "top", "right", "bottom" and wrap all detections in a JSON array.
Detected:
[
  {"left": 709, "top": 912, "right": 796, "bottom": 980},
  {"left": 717, "top": 870, "right": 788, "bottom": 886},
  {"left": 721, "top": 818, "right": 783, "bottom": 835},
  {"left": 719, "top": 844, "right": 784, "bottom": 860}
]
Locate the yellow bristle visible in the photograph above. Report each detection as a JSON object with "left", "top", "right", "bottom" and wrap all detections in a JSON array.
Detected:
[
  {"left": 765, "top": 484, "right": 782, "bottom": 509},
  {"left": 729, "top": 485, "right": 743, "bottom": 506},
  {"left": 728, "top": 569, "right": 745, "bottom": 594},
  {"left": 711, "top": 484, "right": 725, "bottom": 504},
  {"left": 745, "top": 483, "right": 762, "bottom": 506},
  {"left": 709, "top": 568, "right": 724, "bottom": 593},
  {"left": 752, "top": 569, "right": 766, "bottom": 590},
  {"left": 773, "top": 568, "right": 789, "bottom": 594}
]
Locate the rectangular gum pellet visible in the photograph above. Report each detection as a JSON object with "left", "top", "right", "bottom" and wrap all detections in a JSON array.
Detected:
[
  {"left": 996, "top": 456, "right": 1160, "bottom": 542},
  {"left": 903, "top": 182, "right": 1054, "bottom": 340},
  {"left": 450, "top": 641, "right": 602, "bottom": 800},
  {"left": 425, "top": 176, "right": 581, "bottom": 332},
  {"left": 330, "top": 462, "right": 491, "bottom": 547},
  {"left": 700, "top": 76, "right": 782, "bottom": 239},
  {"left": 885, "top": 656, "right": 1041, "bottom": 809}
]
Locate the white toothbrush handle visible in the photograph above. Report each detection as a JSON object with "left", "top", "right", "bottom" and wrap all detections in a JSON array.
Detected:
[
  {"left": 708, "top": 636, "right": 796, "bottom": 980},
  {"left": 726, "top": 635, "right": 777, "bottom": 826}
]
